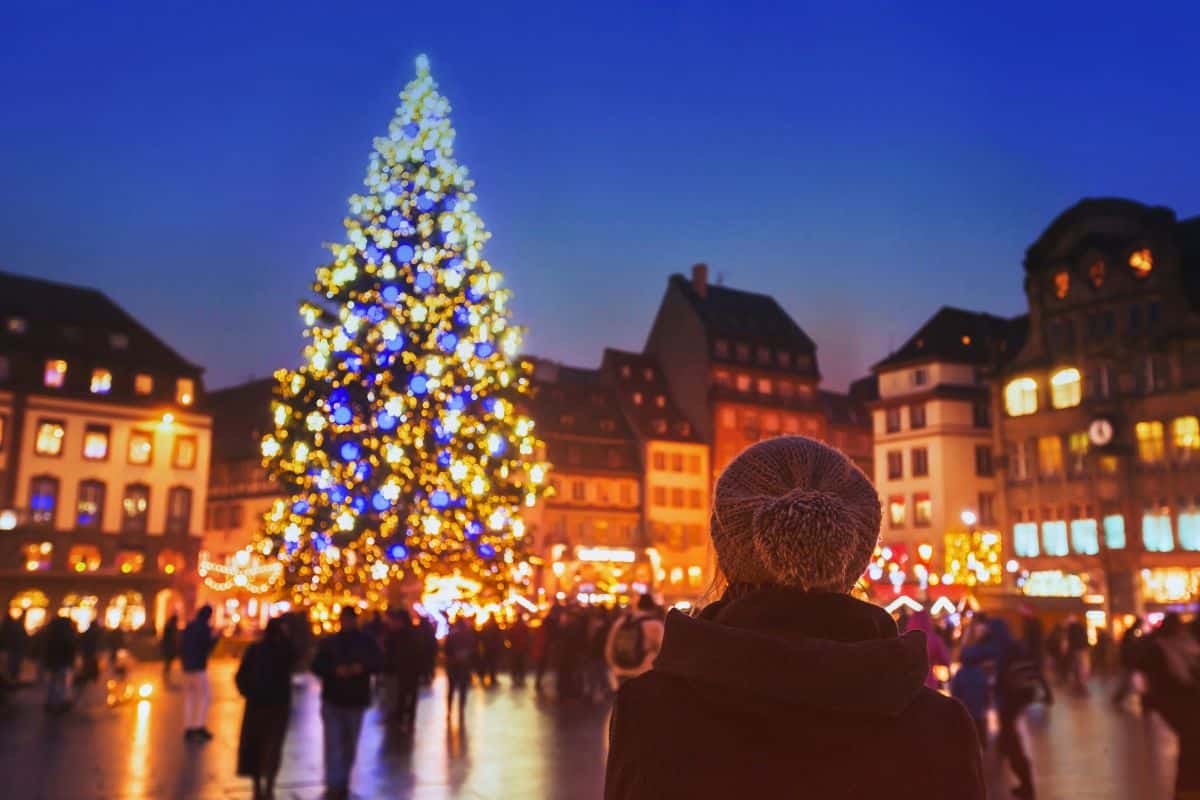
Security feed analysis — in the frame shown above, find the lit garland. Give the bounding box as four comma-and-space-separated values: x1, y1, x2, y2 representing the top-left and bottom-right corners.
199, 548, 283, 595
258, 54, 549, 604
943, 529, 1002, 587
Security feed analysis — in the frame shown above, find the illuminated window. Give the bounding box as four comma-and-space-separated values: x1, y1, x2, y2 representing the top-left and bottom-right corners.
1070, 519, 1099, 555
1136, 421, 1165, 464
170, 434, 198, 470
670, 453, 684, 472
121, 484, 150, 534
652, 452, 666, 470
1088, 259, 1106, 287
1042, 520, 1069, 556
68, 545, 101, 573
90, 368, 112, 394
1014, 522, 1040, 557
1067, 432, 1089, 475
888, 496, 906, 528
128, 430, 154, 465
44, 359, 68, 388
913, 493, 932, 527
175, 377, 195, 405
7, 316, 27, 334
134, 373, 154, 395
1142, 504, 1174, 552
1037, 436, 1064, 477
116, 550, 145, 574
735, 374, 751, 392
158, 549, 185, 575
1103, 515, 1126, 549
1128, 248, 1153, 277
1050, 368, 1081, 409
1053, 271, 1070, 299
1172, 417, 1199, 460
76, 480, 105, 529
166, 487, 193, 535
1004, 378, 1038, 416
22, 541, 53, 571
104, 592, 146, 630
29, 476, 59, 526
756, 378, 772, 395
82, 424, 110, 461
1179, 504, 1200, 552
35, 419, 66, 456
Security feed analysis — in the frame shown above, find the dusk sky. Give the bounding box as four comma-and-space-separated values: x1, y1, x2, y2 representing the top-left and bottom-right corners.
3, 1, 1198, 390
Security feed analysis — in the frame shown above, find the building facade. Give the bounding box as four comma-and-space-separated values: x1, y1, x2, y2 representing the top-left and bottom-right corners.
994, 199, 1200, 625
0, 272, 210, 634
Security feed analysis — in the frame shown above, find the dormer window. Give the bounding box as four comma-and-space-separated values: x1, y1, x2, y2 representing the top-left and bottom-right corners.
90, 368, 112, 395
643, 368, 654, 381
1129, 248, 1153, 278
620, 365, 632, 379
777, 351, 792, 368
7, 317, 27, 334
135, 373, 154, 396
1088, 259, 1106, 288
655, 395, 666, 408
44, 359, 68, 388
175, 378, 195, 406
735, 343, 750, 362
714, 340, 730, 358
110, 333, 129, 350
1053, 271, 1070, 299
632, 392, 643, 406
756, 346, 771, 365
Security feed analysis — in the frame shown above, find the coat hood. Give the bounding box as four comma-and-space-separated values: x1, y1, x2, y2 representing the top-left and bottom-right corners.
653, 588, 929, 717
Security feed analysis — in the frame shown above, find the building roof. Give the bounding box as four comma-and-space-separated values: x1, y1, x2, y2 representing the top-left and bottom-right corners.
872, 306, 1020, 372
1023, 198, 1177, 273
600, 348, 704, 443
668, 272, 817, 355
1179, 215, 1200, 308
207, 377, 275, 463
528, 359, 642, 475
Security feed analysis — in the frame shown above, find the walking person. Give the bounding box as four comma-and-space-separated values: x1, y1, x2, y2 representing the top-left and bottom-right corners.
310, 607, 381, 800
1112, 617, 1146, 706
181, 605, 220, 741
950, 619, 991, 747
75, 620, 102, 698
479, 614, 504, 688
160, 612, 180, 680
604, 595, 664, 688
605, 436, 984, 800
1020, 612, 1054, 704
1, 611, 27, 684
236, 617, 294, 800
42, 616, 77, 713
443, 617, 476, 721
1142, 613, 1200, 799
380, 607, 421, 734
508, 615, 531, 687
1065, 615, 1090, 694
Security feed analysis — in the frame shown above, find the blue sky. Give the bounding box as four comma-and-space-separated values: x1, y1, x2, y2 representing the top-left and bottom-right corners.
2, 1, 1197, 389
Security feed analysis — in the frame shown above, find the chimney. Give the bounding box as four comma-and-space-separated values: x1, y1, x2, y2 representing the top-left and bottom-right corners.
691, 263, 709, 298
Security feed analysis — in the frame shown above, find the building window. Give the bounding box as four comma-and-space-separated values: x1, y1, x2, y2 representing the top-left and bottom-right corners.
570, 481, 586, 502
1086, 310, 1117, 340
885, 408, 901, 433
1103, 514, 1126, 549
128, 430, 154, 465
974, 445, 993, 477
1068, 432, 1088, 475
1144, 356, 1169, 393
166, 487, 193, 535
1049, 368, 1082, 409
652, 452, 666, 470
566, 445, 581, 465
23, 542, 53, 571
134, 373, 154, 395
978, 492, 995, 526
689, 489, 704, 509
735, 343, 750, 362
68, 545, 101, 573
76, 480, 105, 529
619, 483, 633, 506
756, 378, 772, 395
911, 447, 929, 477
651, 419, 667, 435
1042, 520, 1069, 556
116, 550, 145, 574
35, 419, 66, 456
82, 424, 111, 461
7, 316, 27, 334
670, 453, 684, 472
713, 370, 731, 388
1013, 522, 1039, 557
913, 493, 931, 527
652, 486, 666, 506
972, 400, 990, 428
688, 454, 702, 473
912, 369, 927, 387
756, 346, 771, 365
1088, 365, 1112, 400
1173, 417, 1200, 462
1053, 271, 1070, 299
606, 449, 624, 468
30, 476, 60, 526
1136, 421, 1165, 464
1004, 378, 1038, 416
720, 408, 736, 429
1071, 518, 1099, 555
121, 484, 150, 534
230, 504, 245, 528
1037, 435, 1064, 478
0, 356, 8, 382
655, 395, 666, 408
735, 374, 751, 393
89, 368, 113, 395
176, 378, 196, 406
777, 351, 792, 368
714, 340, 730, 359
671, 488, 685, 508
1143, 503, 1174, 552
1008, 440, 1030, 481
886, 451, 903, 480
44, 359, 68, 388
909, 404, 926, 430
1178, 501, 1200, 551
1129, 248, 1153, 277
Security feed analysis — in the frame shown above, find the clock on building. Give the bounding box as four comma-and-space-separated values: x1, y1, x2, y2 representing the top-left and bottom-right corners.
1088, 418, 1114, 447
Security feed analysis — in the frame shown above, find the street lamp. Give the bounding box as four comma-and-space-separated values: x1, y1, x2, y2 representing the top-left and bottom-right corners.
960, 509, 978, 528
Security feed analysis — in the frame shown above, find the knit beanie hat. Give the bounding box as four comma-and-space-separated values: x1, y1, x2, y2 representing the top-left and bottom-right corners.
711, 436, 881, 593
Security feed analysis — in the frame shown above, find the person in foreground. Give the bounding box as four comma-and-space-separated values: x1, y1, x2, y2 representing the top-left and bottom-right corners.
236, 617, 295, 800
604, 436, 985, 800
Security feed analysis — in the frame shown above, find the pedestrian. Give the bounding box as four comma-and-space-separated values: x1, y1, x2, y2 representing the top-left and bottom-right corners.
106, 625, 126, 670
380, 607, 422, 734
42, 615, 77, 713
556, 606, 588, 699
584, 608, 613, 701
533, 604, 560, 692
962, 617, 1039, 799
604, 436, 985, 800
950, 621, 991, 747
417, 614, 437, 686
443, 616, 476, 720
1047, 623, 1068, 685
1065, 615, 1090, 694
1112, 616, 1146, 706
1020, 611, 1054, 704
236, 617, 294, 800
75, 620, 102, 694
508, 614, 531, 687
1, 611, 27, 683
904, 610, 949, 690
160, 612, 180, 680
310, 607, 382, 800
1142, 613, 1200, 799
479, 614, 504, 687
181, 604, 220, 741
604, 596, 664, 688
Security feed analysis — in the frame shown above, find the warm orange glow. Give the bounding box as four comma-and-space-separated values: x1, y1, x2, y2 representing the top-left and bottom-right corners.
1053, 271, 1069, 299
1129, 248, 1153, 276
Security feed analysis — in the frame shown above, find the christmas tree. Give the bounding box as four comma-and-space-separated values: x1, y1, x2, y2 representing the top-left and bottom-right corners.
259, 55, 548, 606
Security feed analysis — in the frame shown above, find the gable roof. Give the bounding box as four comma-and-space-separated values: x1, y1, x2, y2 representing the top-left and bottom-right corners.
600, 348, 703, 443
873, 306, 1018, 372
208, 377, 275, 462
668, 274, 817, 354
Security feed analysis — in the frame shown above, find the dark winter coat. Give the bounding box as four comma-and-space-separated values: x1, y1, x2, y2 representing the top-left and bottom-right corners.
310, 629, 383, 708
236, 639, 294, 707
42, 617, 77, 671
605, 588, 984, 800
180, 619, 218, 672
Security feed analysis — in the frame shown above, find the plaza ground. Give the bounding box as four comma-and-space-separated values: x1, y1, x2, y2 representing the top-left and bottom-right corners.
0, 659, 1183, 799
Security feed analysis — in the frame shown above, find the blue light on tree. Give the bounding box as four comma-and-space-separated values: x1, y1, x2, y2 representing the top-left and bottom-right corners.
340, 441, 361, 461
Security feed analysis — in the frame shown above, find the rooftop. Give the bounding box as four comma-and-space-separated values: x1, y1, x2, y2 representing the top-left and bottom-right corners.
873, 306, 1020, 372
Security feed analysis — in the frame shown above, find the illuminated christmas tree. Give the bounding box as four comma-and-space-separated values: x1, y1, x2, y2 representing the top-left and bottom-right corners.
259, 55, 548, 606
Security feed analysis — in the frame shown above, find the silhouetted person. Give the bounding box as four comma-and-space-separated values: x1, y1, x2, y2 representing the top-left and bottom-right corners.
236, 617, 293, 800
508, 615, 531, 687
311, 607, 382, 800
380, 607, 422, 734
106, 625, 126, 669
444, 617, 476, 719
1112, 616, 1145, 706
1, 612, 27, 683
479, 614, 504, 687
1142, 613, 1200, 798
42, 616, 77, 712
417, 614, 438, 685
76, 621, 102, 692
181, 605, 219, 741
160, 613, 179, 679
1065, 616, 1090, 694
1021, 612, 1053, 703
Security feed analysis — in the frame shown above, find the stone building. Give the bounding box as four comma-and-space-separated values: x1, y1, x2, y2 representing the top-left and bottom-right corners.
993, 198, 1200, 627
0, 271, 211, 634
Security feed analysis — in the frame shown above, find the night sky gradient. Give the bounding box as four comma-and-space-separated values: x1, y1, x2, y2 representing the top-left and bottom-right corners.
3, 1, 1198, 390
